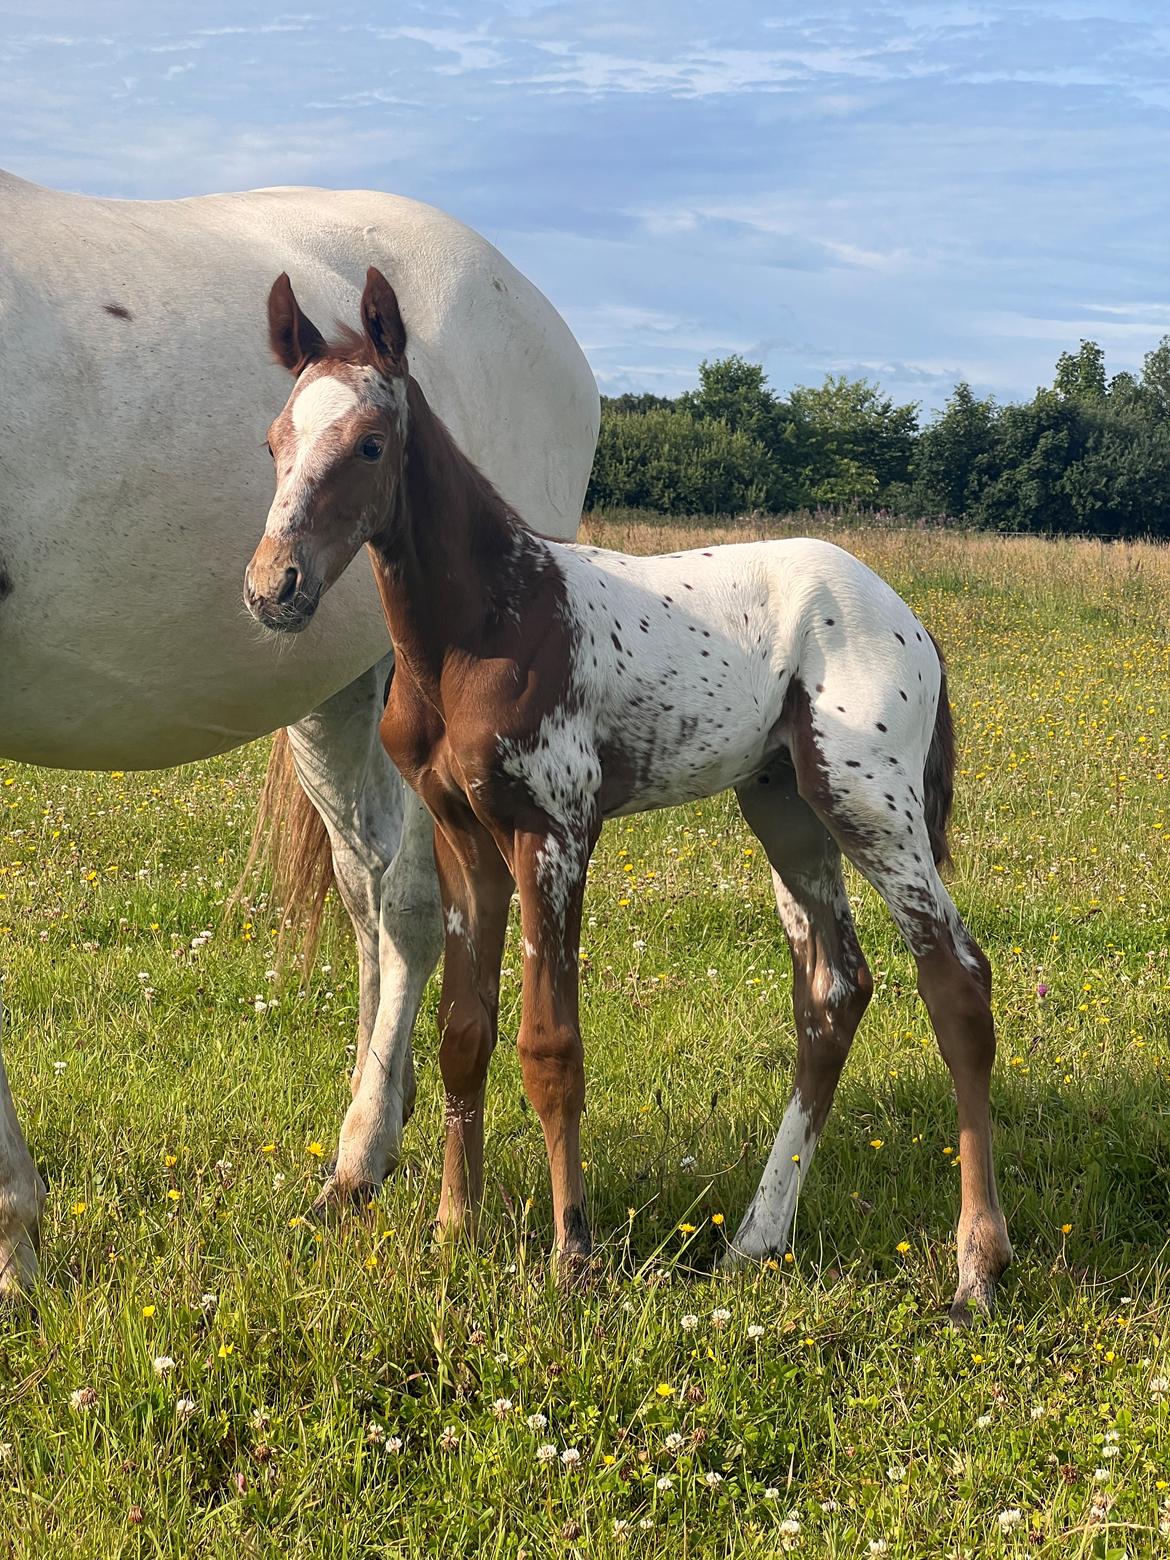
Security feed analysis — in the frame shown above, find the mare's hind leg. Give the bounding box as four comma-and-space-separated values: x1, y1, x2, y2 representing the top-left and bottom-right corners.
284, 657, 442, 1210
726, 764, 873, 1265
787, 686, 1012, 1322
0, 989, 47, 1297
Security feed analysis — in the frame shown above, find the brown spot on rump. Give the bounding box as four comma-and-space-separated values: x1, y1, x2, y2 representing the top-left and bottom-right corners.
103, 302, 133, 320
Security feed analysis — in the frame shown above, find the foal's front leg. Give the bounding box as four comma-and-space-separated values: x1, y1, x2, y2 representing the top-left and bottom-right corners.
513, 826, 595, 1268
432, 821, 514, 1241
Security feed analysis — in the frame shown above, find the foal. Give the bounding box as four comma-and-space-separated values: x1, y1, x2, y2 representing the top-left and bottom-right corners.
246, 268, 1013, 1322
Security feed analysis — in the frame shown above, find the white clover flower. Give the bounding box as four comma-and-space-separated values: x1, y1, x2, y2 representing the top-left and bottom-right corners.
1093, 1467, 1111, 1483
704, 1471, 724, 1488
665, 1432, 685, 1454
680, 1314, 699, 1333
1030, 1404, 1045, 1420
1150, 1376, 1170, 1397
438, 1426, 460, 1452
69, 1388, 95, 1411
492, 1398, 513, 1419
975, 1413, 992, 1429
747, 1323, 765, 1340
382, 1435, 402, 1453
53, 1060, 67, 1074
779, 1516, 801, 1537
561, 1447, 581, 1467
612, 1519, 629, 1536
868, 1542, 888, 1556
1102, 1443, 1120, 1458
366, 1422, 386, 1445
152, 1355, 175, 1377
679, 1155, 697, 1170
997, 1509, 1023, 1532
526, 1412, 548, 1431
200, 1292, 218, 1314
764, 1487, 781, 1501
656, 1474, 674, 1491
175, 1396, 197, 1420
887, 1464, 907, 1482
535, 1443, 558, 1466
639, 1517, 654, 1531
711, 1307, 732, 1331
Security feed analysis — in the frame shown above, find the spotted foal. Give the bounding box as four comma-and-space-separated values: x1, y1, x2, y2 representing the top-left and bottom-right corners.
245, 268, 1013, 1322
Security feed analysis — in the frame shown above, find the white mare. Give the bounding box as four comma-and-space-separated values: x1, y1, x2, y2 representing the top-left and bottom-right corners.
0, 169, 598, 1293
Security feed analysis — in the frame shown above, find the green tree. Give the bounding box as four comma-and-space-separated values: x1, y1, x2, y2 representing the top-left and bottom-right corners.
1053, 339, 1107, 402
586, 407, 773, 515
785, 375, 919, 505
911, 382, 998, 518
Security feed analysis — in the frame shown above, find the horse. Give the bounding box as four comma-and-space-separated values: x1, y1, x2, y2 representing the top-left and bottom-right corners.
0, 169, 599, 1296
245, 268, 1014, 1325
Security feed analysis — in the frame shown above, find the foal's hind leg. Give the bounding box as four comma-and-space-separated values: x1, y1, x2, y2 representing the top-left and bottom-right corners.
786, 688, 1012, 1321
725, 765, 873, 1265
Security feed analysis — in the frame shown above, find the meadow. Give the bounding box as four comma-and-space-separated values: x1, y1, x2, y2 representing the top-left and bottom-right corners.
1, 518, 1168, 1558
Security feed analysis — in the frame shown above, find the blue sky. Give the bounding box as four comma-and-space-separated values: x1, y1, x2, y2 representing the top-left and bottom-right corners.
3, 1, 1169, 411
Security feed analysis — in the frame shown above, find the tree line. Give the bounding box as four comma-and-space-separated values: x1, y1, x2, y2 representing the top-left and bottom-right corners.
585, 338, 1170, 536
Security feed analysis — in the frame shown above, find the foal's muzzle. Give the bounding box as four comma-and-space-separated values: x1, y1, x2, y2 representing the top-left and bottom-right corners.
244, 561, 322, 634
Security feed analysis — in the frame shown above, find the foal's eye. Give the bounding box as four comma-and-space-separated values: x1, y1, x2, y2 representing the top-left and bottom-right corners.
356, 434, 385, 462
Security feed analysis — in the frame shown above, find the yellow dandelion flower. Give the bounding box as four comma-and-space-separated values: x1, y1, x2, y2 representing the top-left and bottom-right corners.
261, 1143, 276, 1154
306, 1141, 325, 1158
142, 1305, 156, 1319
166, 1189, 181, 1202
870, 1139, 884, 1150
711, 1213, 724, 1226
896, 1240, 911, 1255
218, 1342, 233, 1358
1061, 1223, 1072, 1235
655, 1383, 674, 1398
677, 1222, 697, 1235
71, 1201, 87, 1216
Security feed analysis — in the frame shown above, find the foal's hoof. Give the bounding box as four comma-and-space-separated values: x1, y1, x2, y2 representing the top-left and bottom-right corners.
554, 1244, 595, 1290
310, 1177, 378, 1222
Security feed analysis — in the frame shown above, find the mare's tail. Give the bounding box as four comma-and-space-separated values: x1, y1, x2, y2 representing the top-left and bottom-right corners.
233, 729, 336, 968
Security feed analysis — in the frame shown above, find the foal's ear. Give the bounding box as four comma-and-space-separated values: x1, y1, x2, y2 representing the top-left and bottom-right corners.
360, 267, 408, 376
267, 273, 326, 375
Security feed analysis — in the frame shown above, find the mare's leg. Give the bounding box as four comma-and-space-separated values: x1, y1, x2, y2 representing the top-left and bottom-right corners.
0, 989, 46, 1297
726, 763, 873, 1264
284, 658, 442, 1209
431, 816, 514, 1240
786, 683, 1011, 1322
513, 825, 595, 1267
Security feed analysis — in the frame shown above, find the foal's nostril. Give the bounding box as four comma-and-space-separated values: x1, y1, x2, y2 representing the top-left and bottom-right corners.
276, 567, 300, 606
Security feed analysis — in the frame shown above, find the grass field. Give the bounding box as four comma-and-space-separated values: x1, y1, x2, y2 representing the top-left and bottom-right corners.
1, 518, 1169, 1558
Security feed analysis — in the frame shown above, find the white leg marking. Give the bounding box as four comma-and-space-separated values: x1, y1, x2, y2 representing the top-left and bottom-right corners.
726, 1096, 817, 1263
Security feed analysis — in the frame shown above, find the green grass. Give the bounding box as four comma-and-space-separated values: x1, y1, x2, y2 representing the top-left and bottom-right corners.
1, 523, 1169, 1557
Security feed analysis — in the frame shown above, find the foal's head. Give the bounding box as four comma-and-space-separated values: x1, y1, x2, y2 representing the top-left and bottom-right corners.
245, 267, 409, 633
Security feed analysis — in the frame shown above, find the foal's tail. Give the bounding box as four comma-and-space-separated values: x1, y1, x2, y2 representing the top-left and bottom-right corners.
923, 633, 956, 869
233, 729, 336, 968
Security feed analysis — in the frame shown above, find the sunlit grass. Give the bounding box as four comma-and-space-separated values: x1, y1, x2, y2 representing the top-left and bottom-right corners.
1, 519, 1168, 1555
